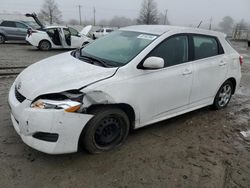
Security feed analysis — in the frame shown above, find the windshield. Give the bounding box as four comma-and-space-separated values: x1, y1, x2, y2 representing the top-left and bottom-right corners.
81, 30, 158, 67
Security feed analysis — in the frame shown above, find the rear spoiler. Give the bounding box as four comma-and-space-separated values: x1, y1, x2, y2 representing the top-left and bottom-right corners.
25, 13, 45, 29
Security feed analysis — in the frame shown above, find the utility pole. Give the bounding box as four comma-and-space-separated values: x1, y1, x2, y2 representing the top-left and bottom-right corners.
164, 9, 168, 25
78, 5, 82, 25
209, 17, 212, 30
93, 7, 96, 26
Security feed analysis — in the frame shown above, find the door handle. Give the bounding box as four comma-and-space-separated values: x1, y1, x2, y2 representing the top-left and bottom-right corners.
182, 69, 192, 75
219, 60, 226, 66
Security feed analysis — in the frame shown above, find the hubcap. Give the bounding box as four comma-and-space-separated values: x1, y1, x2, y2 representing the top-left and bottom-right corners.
41, 42, 49, 50
94, 116, 122, 147
218, 84, 232, 107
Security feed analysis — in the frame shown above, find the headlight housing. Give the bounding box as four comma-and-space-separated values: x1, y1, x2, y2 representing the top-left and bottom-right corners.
31, 90, 84, 113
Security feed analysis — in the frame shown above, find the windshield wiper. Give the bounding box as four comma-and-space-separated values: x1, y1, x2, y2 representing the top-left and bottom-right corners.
80, 55, 110, 67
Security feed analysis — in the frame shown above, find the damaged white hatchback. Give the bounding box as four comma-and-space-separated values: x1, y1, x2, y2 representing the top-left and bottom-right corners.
9, 25, 242, 154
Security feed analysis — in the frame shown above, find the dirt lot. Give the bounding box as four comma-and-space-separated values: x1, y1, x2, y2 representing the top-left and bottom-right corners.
0, 42, 250, 188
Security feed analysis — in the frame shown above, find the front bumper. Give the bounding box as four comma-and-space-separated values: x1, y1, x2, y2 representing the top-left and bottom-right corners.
8, 84, 93, 154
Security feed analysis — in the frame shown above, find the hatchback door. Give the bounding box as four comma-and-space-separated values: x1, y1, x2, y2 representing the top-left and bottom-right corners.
189, 35, 227, 106
134, 35, 193, 124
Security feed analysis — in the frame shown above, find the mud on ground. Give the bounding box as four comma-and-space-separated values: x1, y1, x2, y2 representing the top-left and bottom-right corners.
0, 42, 249, 188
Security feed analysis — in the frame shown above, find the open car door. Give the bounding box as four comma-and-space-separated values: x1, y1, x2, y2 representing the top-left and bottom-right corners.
59, 28, 71, 48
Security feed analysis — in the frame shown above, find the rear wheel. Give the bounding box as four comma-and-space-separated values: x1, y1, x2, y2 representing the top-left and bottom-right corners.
81, 107, 130, 154
39, 40, 51, 51
0, 34, 5, 44
213, 80, 233, 110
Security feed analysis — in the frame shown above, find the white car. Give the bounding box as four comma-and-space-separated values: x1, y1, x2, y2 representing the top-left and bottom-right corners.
26, 26, 92, 50
92, 27, 114, 39
9, 25, 242, 154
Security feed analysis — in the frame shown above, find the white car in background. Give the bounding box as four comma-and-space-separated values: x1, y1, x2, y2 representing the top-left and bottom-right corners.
26, 25, 92, 50
25, 13, 92, 50
9, 25, 242, 154
92, 27, 114, 39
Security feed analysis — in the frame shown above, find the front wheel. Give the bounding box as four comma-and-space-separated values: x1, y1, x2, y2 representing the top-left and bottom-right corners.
81, 107, 130, 154
213, 80, 233, 110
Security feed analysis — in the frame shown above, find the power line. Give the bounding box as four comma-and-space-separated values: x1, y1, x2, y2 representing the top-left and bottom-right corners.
78, 5, 82, 25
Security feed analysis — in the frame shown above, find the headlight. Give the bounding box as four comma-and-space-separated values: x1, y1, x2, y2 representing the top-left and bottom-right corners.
31, 90, 84, 113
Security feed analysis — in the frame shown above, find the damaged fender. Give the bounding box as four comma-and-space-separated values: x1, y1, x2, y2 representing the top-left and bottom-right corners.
82, 90, 115, 108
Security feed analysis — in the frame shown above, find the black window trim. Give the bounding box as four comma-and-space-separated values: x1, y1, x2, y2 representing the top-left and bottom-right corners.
0, 20, 16, 28
137, 33, 192, 69
190, 33, 225, 61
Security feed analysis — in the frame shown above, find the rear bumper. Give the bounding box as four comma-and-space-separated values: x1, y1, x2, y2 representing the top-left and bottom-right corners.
8, 83, 93, 154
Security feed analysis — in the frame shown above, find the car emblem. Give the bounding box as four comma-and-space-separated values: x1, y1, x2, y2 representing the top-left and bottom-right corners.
17, 82, 22, 90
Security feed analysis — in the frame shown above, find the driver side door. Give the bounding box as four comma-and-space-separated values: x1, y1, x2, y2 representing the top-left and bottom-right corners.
134, 35, 193, 125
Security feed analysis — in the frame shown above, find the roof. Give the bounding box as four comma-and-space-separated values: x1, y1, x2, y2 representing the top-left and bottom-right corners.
45, 25, 68, 29
121, 25, 225, 37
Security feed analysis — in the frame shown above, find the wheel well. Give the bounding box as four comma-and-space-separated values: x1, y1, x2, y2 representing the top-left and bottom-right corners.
227, 77, 236, 94
87, 103, 136, 129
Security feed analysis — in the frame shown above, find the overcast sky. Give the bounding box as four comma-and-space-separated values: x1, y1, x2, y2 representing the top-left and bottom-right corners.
0, 0, 249, 26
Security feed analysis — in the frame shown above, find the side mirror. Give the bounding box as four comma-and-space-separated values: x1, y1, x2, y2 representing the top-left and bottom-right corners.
142, 57, 165, 69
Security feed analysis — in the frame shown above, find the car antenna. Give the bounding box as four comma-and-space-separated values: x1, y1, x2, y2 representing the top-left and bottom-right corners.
197, 21, 202, 28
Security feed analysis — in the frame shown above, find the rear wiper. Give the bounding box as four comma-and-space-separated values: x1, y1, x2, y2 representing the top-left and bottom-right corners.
80, 55, 110, 67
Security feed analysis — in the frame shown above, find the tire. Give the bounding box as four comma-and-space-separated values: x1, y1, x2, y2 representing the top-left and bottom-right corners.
212, 80, 233, 110
39, 40, 51, 51
81, 107, 130, 154
0, 34, 6, 44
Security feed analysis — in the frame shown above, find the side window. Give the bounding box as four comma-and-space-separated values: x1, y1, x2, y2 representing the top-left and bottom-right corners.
69, 27, 79, 36
148, 35, 189, 67
1, 21, 16, 27
106, 29, 113, 33
193, 35, 219, 60
15, 22, 28, 29
100, 29, 104, 33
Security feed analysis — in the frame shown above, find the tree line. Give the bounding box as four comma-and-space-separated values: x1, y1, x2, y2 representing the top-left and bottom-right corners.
38, 0, 249, 34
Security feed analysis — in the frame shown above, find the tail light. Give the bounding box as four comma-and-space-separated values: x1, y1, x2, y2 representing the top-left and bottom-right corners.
239, 55, 243, 66
27, 28, 37, 37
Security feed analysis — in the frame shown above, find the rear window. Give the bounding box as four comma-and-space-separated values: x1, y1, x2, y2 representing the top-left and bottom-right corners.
193, 35, 221, 60
0, 21, 16, 27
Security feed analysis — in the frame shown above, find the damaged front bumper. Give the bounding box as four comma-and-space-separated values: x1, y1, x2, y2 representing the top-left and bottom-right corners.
8, 84, 93, 154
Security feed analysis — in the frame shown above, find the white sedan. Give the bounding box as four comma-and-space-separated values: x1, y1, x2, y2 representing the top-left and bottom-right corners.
9, 25, 242, 154
26, 25, 92, 50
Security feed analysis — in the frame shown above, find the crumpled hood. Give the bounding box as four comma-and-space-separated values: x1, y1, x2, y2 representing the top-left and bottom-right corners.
15, 52, 117, 100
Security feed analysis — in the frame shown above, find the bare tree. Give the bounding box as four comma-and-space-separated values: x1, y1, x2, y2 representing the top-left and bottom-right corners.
39, 0, 62, 25
219, 16, 234, 33
158, 11, 170, 25
109, 16, 135, 28
137, 0, 159, 25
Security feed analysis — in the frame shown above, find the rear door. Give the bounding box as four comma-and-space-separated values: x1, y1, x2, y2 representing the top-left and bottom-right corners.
189, 34, 227, 106
15, 22, 28, 40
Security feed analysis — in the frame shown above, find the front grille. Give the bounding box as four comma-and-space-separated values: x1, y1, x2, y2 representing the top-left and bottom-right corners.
15, 88, 26, 103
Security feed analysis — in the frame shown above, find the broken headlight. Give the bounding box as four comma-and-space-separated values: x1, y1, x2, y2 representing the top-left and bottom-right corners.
31, 90, 84, 113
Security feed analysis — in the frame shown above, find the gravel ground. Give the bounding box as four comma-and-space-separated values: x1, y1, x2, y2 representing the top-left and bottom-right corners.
0, 42, 250, 188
